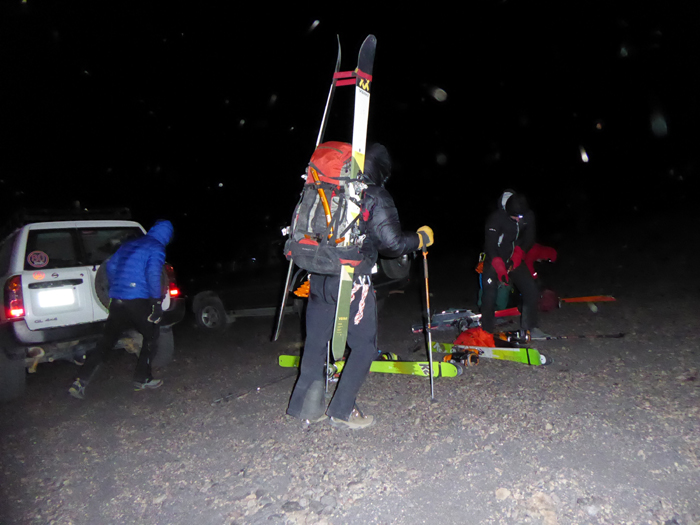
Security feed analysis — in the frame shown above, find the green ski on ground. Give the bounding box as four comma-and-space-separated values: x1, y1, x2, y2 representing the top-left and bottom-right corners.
431, 342, 551, 366
279, 355, 463, 377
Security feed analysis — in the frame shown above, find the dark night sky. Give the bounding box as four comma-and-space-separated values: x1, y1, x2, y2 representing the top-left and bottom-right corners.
2, 3, 699, 276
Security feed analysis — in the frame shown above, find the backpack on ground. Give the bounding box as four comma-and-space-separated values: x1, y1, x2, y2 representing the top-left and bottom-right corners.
284, 141, 370, 275
454, 327, 496, 348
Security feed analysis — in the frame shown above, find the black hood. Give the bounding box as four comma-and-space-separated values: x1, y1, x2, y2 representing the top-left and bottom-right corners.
499, 190, 528, 217
362, 143, 392, 187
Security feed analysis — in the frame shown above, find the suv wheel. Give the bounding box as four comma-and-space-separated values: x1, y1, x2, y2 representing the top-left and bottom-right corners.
194, 296, 228, 333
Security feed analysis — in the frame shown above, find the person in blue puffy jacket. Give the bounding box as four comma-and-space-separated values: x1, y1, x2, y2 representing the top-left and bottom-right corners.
69, 220, 174, 399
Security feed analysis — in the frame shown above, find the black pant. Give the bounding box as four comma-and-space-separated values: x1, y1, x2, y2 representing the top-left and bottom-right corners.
78, 299, 160, 383
287, 273, 378, 421
481, 262, 539, 333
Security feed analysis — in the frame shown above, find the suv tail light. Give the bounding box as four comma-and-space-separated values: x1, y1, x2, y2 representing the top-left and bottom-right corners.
4, 275, 25, 319
164, 263, 180, 298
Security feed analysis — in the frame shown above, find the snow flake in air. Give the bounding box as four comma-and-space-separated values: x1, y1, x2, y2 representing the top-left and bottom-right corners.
650, 109, 668, 137
579, 146, 589, 163
307, 20, 320, 33
429, 87, 448, 102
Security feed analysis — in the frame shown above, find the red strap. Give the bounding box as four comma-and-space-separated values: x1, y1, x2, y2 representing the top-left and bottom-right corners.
333, 70, 372, 86
334, 71, 355, 86
355, 69, 372, 81
333, 71, 354, 79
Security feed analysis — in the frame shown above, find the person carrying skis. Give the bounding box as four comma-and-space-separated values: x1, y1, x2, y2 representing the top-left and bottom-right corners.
480, 190, 543, 338
286, 143, 433, 429
69, 220, 174, 399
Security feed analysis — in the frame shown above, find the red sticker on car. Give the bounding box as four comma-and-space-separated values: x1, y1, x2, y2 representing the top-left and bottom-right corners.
33, 271, 46, 280
27, 251, 49, 268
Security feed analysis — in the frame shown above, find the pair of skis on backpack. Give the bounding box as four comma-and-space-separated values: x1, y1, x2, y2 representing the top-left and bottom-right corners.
274, 34, 375, 364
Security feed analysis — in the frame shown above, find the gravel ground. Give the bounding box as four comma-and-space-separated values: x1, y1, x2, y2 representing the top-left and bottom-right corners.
1, 213, 699, 525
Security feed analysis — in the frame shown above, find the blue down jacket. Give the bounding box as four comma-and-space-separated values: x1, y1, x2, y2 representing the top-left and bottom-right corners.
105, 220, 174, 300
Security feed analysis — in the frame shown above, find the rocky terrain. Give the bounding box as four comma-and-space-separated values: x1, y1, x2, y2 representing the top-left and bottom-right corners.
1, 212, 699, 525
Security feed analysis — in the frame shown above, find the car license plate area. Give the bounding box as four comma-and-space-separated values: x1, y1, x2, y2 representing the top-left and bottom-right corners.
38, 288, 76, 308
31, 288, 83, 319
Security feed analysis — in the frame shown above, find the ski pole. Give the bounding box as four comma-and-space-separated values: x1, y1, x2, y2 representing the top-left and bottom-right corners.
273, 259, 296, 341
421, 242, 435, 402
538, 333, 625, 341
275, 37, 342, 343
325, 341, 330, 394
504, 330, 625, 344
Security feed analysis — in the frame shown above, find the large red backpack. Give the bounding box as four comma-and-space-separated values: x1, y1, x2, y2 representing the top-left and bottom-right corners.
284, 141, 371, 275
454, 327, 496, 347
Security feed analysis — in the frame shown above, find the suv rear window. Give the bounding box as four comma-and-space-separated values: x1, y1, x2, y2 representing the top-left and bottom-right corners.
24, 229, 79, 270
24, 227, 143, 270
79, 227, 143, 265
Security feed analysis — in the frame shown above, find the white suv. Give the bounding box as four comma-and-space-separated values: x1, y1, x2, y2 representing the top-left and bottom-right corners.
0, 209, 185, 400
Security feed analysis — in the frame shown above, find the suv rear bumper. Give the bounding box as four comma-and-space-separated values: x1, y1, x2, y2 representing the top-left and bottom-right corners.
1, 297, 185, 349
163, 297, 186, 327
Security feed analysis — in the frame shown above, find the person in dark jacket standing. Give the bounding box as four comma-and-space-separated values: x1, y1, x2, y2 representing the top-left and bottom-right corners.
286, 144, 433, 429
480, 190, 542, 337
69, 220, 174, 399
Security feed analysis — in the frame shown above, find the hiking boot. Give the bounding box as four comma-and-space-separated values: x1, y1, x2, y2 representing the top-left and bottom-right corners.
528, 327, 551, 340
133, 378, 163, 391
69, 379, 87, 400
329, 405, 375, 430
303, 414, 328, 425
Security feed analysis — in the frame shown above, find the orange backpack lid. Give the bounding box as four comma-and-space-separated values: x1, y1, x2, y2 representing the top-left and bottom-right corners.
307, 141, 353, 187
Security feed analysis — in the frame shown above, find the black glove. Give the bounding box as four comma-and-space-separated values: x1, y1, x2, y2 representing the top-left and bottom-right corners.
147, 299, 163, 324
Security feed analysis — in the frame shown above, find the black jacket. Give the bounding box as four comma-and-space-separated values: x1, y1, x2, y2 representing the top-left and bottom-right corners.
484, 191, 535, 264
359, 185, 420, 272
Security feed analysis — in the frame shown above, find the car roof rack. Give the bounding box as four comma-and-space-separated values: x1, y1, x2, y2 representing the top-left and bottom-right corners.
0, 206, 133, 241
